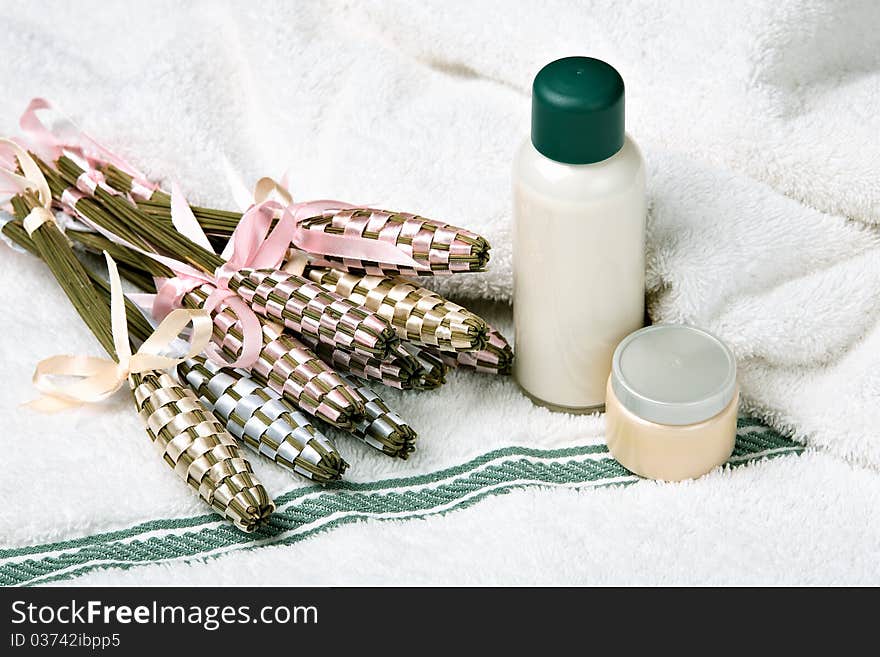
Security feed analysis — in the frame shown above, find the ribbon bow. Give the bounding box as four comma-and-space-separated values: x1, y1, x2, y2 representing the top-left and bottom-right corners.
0, 138, 56, 236
27, 252, 212, 413
152, 179, 363, 368
237, 174, 426, 272
148, 182, 300, 368
152, 176, 427, 365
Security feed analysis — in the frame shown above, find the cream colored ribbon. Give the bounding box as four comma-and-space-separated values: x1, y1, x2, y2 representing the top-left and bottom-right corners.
282, 251, 309, 277
27, 252, 213, 413
0, 138, 55, 236
250, 177, 309, 277
254, 175, 292, 205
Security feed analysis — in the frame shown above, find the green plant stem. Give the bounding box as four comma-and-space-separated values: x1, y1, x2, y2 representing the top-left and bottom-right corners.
6, 193, 117, 357
101, 165, 242, 235
56, 157, 224, 274
2, 218, 153, 344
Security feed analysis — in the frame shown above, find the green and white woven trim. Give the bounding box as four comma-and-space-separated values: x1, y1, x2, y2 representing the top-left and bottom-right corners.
0, 420, 801, 586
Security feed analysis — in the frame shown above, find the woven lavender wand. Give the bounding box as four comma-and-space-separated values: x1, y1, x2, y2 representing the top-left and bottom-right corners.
432, 327, 514, 375
297, 209, 490, 276
338, 375, 417, 459
307, 267, 488, 352
99, 168, 491, 276
180, 357, 349, 484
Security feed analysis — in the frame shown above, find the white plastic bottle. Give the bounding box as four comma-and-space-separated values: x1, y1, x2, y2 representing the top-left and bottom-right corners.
513, 56, 646, 412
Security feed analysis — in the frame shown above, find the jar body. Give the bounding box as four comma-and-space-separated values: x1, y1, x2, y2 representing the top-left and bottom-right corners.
512, 136, 646, 411
605, 376, 739, 481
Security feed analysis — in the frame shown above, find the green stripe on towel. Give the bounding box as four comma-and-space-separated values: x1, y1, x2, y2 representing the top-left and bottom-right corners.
0, 420, 801, 586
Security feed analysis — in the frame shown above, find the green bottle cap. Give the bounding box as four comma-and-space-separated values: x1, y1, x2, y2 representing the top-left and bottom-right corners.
531, 56, 625, 164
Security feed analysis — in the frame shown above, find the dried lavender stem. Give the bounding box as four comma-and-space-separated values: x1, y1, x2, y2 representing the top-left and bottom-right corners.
8, 192, 115, 354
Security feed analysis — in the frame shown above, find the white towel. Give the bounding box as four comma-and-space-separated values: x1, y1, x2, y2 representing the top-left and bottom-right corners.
2, 0, 879, 584
337, 0, 880, 465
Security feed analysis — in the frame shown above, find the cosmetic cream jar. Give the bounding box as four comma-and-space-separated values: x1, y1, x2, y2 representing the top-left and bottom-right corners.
605, 325, 738, 481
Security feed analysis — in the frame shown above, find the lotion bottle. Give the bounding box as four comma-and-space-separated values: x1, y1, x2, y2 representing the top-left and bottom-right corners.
513, 56, 646, 412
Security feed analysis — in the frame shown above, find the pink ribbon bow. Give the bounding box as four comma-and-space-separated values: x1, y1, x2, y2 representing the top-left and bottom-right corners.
154, 179, 425, 368
225, 174, 427, 272
150, 183, 307, 368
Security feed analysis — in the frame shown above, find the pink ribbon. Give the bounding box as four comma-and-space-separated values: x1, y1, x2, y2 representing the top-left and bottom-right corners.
153, 182, 368, 367
75, 169, 119, 197
155, 275, 263, 370
239, 178, 426, 271
223, 172, 428, 271
49, 179, 266, 369
18, 98, 157, 199
151, 185, 298, 369
155, 181, 424, 367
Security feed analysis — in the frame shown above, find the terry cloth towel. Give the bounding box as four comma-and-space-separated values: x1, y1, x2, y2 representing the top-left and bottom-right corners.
1, 0, 880, 585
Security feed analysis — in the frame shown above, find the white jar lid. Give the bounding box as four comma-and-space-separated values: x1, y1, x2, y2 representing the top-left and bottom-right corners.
611, 325, 737, 426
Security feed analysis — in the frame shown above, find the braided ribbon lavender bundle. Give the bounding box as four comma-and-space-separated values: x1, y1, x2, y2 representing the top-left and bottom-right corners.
339, 375, 417, 459
99, 165, 491, 277
0, 169, 274, 532
432, 327, 514, 376
306, 266, 489, 352
20, 99, 497, 336
179, 357, 348, 484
